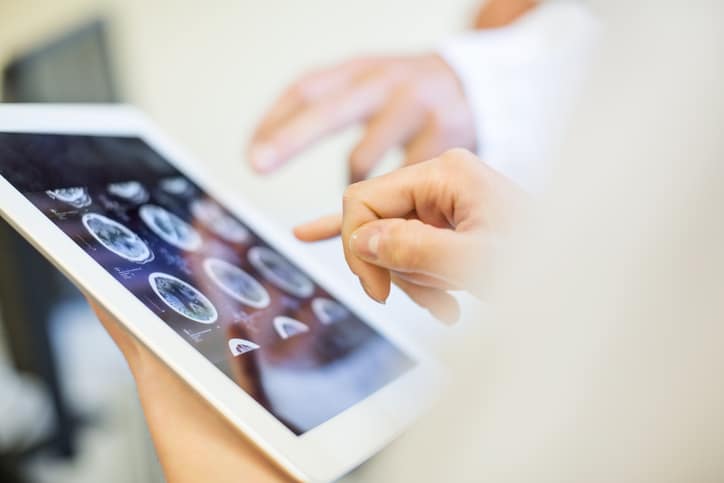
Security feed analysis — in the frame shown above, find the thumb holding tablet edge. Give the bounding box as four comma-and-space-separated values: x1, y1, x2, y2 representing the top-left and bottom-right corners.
85, 300, 293, 483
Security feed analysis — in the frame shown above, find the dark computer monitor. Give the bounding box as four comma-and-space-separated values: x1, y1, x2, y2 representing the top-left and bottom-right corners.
3, 20, 118, 103
1, 18, 119, 458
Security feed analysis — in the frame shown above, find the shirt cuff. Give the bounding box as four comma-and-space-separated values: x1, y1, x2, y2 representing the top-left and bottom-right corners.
438, 1, 599, 192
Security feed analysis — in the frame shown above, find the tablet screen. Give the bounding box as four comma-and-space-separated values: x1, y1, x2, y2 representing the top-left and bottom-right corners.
0, 133, 414, 435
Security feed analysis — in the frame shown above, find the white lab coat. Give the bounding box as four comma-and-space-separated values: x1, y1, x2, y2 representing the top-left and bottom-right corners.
361, 1, 724, 481
440, 1, 598, 192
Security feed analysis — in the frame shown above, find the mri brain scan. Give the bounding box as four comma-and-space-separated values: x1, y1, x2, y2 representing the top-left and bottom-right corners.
228, 338, 260, 356
82, 213, 153, 263
46, 187, 92, 208
108, 181, 149, 204
191, 199, 251, 244
247, 246, 314, 298
159, 176, 194, 196
204, 257, 270, 309
148, 272, 218, 324
140, 204, 202, 251
311, 297, 349, 325
273, 316, 310, 340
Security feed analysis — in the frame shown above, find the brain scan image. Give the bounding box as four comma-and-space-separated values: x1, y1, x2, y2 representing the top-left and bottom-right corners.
247, 246, 315, 298
46, 187, 92, 208
0, 132, 418, 437
273, 316, 310, 340
148, 272, 218, 324
160, 176, 193, 196
191, 199, 251, 244
311, 297, 349, 325
228, 338, 260, 356
82, 213, 153, 263
108, 181, 149, 204
139, 204, 202, 251
203, 257, 270, 309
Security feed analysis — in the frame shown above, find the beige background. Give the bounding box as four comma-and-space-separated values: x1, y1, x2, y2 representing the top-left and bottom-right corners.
0, 0, 476, 224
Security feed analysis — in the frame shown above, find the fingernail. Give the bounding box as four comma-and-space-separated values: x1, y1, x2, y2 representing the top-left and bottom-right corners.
359, 278, 386, 305
434, 308, 459, 326
350, 227, 380, 261
250, 144, 277, 172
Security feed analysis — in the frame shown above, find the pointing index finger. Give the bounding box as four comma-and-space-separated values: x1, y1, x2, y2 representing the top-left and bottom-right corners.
293, 214, 342, 242
340, 161, 437, 303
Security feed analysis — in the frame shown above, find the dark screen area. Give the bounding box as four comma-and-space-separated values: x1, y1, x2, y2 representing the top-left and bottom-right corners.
0, 132, 414, 435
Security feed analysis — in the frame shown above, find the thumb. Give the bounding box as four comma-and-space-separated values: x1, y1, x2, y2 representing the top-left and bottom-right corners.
349, 218, 477, 286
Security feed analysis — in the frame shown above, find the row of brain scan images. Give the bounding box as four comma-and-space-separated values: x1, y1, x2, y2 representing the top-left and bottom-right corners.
45, 179, 350, 356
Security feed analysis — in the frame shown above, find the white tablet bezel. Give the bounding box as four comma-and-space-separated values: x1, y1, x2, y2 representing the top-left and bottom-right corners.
0, 104, 442, 483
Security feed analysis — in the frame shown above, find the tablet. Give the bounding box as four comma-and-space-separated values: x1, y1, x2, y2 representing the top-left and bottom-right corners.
0, 105, 441, 482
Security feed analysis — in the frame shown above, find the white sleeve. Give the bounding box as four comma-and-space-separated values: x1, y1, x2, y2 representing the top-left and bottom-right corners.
438, 1, 598, 192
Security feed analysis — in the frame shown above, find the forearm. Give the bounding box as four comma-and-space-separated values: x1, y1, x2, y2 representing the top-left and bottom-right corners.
90, 303, 292, 483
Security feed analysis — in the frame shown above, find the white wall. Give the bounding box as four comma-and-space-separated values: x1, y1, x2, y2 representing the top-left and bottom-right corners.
1, 0, 476, 225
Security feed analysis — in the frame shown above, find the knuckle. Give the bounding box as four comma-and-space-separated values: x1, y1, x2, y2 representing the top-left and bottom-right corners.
342, 182, 364, 205
386, 220, 423, 269
287, 82, 308, 102
441, 147, 475, 163
346, 56, 374, 70
435, 148, 478, 173
394, 82, 421, 101
348, 147, 371, 172
348, 149, 363, 167
291, 67, 331, 99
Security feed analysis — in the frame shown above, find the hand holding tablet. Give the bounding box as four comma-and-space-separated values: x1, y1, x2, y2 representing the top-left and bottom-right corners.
0, 105, 440, 482
89, 301, 292, 483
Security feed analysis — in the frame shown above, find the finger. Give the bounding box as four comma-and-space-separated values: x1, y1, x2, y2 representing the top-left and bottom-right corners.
340, 161, 438, 302
250, 71, 393, 173
392, 270, 460, 291
391, 275, 460, 324
403, 120, 442, 166
251, 59, 372, 143
293, 213, 342, 242
86, 298, 143, 363
348, 87, 424, 182
349, 217, 478, 287
340, 151, 485, 302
